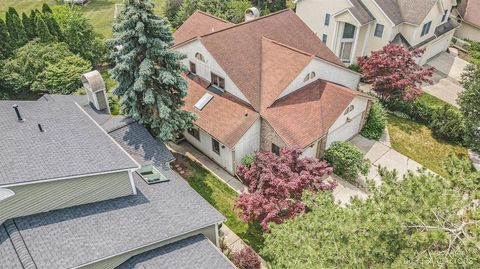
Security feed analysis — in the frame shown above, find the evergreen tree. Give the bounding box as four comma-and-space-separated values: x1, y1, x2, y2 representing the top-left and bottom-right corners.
0, 18, 12, 60
22, 12, 36, 39
43, 13, 63, 41
42, 3, 53, 14
110, 0, 196, 141
35, 15, 54, 43
5, 7, 28, 48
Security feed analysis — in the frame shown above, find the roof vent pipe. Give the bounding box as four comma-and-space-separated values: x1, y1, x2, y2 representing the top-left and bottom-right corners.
245, 7, 260, 22
38, 124, 44, 132
12, 104, 23, 121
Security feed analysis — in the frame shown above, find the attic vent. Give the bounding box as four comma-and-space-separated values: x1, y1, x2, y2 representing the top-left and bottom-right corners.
194, 93, 213, 111
245, 7, 260, 21
81, 70, 111, 114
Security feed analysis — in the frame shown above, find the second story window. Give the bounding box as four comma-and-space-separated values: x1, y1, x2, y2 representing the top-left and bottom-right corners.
343, 23, 355, 39
189, 61, 196, 74
211, 72, 225, 90
441, 10, 448, 22
421, 21, 432, 37
324, 13, 330, 26
195, 52, 205, 62
322, 34, 328, 44
374, 23, 384, 38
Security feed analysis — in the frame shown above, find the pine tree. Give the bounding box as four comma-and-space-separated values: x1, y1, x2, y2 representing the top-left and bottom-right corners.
5, 7, 28, 48
110, 0, 196, 141
35, 15, 54, 43
43, 13, 63, 41
22, 12, 36, 39
0, 18, 12, 60
42, 3, 53, 14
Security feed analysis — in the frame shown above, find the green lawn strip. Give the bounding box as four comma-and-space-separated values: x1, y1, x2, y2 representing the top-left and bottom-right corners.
1, 0, 164, 38
387, 113, 470, 177
174, 155, 265, 252
419, 93, 458, 110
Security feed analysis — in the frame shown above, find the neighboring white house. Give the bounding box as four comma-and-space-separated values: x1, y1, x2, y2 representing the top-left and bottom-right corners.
295, 0, 459, 65
452, 0, 480, 42
173, 10, 373, 175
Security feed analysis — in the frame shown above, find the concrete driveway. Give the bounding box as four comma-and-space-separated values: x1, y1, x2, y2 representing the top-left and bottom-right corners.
423, 52, 470, 107
350, 135, 425, 185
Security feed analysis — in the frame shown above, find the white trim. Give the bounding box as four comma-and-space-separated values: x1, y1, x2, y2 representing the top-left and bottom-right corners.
75, 102, 141, 168
102, 90, 111, 115
128, 170, 137, 195
362, 22, 373, 56
1, 168, 136, 188
77, 221, 226, 267
332, 20, 338, 49
333, 8, 362, 26
350, 25, 360, 64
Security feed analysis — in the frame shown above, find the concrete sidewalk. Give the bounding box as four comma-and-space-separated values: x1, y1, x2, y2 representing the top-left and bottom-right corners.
351, 135, 427, 185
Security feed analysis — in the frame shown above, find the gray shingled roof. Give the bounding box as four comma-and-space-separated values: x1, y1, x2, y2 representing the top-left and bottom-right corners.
117, 234, 235, 269
0, 100, 138, 186
0, 225, 22, 269
8, 169, 225, 268
349, 0, 375, 25
374, 0, 438, 25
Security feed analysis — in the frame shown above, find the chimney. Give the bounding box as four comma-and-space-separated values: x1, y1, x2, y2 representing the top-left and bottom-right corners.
12, 104, 23, 121
245, 7, 260, 22
80, 70, 111, 114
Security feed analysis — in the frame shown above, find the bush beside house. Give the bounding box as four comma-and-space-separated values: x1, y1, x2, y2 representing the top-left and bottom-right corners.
430, 105, 465, 143
360, 101, 387, 140
324, 141, 369, 181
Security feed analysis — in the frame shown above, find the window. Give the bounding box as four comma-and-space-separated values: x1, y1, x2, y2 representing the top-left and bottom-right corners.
212, 138, 220, 155
189, 61, 196, 74
421, 21, 432, 37
374, 23, 384, 38
272, 143, 280, 155
195, 52, 205, 62
322, 34, 328, 44
344, 104, 355, 115
324, 13, 330, 26
188, 127, 200, 141
303, 72, 316, 82
441, 10, 448, 22
343, 23, 355, 39
211, 73, 225, 90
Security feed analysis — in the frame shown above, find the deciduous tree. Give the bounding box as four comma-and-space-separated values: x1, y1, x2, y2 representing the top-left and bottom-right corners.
262, 165, 480, 268
110, 0, 196, 141
358, 44, 434, 101
235, 147, 335, 231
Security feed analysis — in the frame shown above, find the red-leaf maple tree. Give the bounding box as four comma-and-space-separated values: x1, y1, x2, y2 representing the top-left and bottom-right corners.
358, 44, 434, 101
235, 147, 336, 231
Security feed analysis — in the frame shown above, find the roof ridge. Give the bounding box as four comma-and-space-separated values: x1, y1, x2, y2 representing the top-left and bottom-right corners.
199, 9, 292, 39
262, 36, 315, 58
193, 10, 235, 25
4, 220, 37, 269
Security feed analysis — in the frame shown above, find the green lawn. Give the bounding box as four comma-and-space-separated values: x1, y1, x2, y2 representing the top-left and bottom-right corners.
419, 92, 458, 110
387, 113, 470, 177
0, 0, 165, 37
172, 153, 265, 252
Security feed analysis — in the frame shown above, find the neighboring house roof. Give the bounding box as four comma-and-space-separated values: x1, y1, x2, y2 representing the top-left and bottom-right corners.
349, 0, 376, 25
458, 0, 480, 28
0, 100, 138, 186
174, 11, 235, 45
262, 80, 364, 148
117, 234, 235, 269
183, 76, 259, 149
176, 9, 345, 111
391, 32, 412, 47
374, 0, 438, 25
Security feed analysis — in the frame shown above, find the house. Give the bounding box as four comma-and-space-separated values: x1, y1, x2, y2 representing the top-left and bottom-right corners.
295, 0, 459, 65
0, 71, 234, 269
173, 9, 373, 175
453, 0, 480, 42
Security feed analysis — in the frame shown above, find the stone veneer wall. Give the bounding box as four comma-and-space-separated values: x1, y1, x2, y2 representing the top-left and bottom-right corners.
260, 119, 287, 152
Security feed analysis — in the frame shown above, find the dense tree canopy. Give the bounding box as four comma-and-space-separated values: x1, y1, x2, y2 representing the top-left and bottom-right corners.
459, 64, 480, 152
110, 0, 196, 141
358, 44, 434, 101
235, 147, 335, 231
262, 160, 480, 268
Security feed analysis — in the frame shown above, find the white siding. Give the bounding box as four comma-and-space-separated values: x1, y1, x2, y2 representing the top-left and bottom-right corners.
302, 143, 318, 159
175, 40, 250, 104
455, 22, 480, 42
184, 128, 234, 174
278, 58, 361, 99
234, 119, 261, 169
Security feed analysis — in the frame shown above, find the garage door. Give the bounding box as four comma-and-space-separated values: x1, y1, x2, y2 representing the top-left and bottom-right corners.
426, 37, 450, 62
326, 113, 363, 148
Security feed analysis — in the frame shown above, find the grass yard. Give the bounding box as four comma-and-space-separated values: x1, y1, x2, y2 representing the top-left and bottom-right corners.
419, 92, 458, 110
0, 0, 164, 37
387, 113, 470, 177
172, 153, 265, 252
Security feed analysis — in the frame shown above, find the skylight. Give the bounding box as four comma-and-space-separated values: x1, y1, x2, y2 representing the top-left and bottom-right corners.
194, 93, 214, 111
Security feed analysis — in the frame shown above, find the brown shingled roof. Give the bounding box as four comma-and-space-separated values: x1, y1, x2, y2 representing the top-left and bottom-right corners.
262, 80, 362, 148
174, 11, 235, 45
183, 76, 259, 149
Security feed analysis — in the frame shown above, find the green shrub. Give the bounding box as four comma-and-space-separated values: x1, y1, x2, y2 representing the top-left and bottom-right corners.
383, 95, 434, 124
361, 101, 387, 140
241, 154, 254, 167
430, 105, 465, 143
347, 64, 361, 73
324, 141, 370, 181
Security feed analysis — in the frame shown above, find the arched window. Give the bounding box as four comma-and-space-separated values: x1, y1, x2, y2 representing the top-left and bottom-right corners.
310, 72, 316, 79
304, 72, 316, 82
344, 104, 354, 115
195, 52, 205, 62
